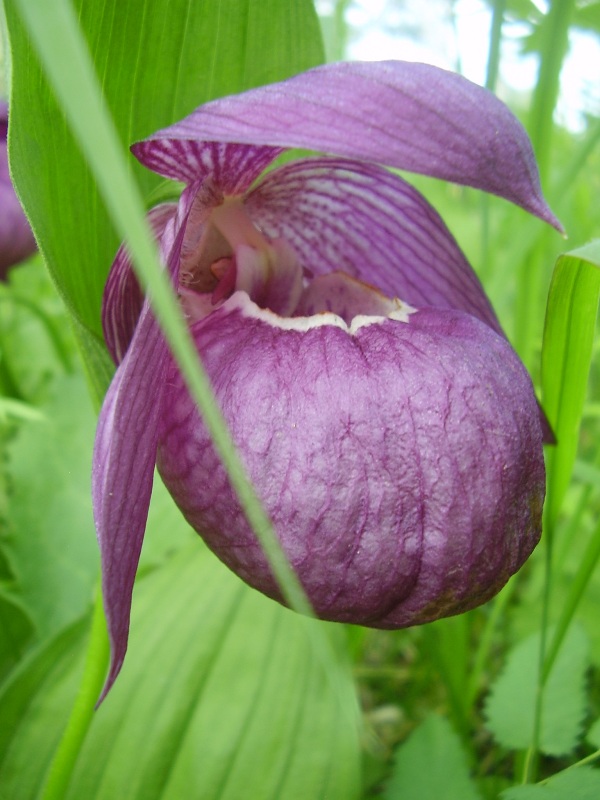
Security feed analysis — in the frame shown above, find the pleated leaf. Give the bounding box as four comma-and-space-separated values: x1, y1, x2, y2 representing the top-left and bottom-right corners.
0, 543, 361, 800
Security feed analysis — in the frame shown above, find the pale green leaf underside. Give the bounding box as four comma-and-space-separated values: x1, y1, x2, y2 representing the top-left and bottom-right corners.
484, 626, 589, 756
0, 544, 361, 800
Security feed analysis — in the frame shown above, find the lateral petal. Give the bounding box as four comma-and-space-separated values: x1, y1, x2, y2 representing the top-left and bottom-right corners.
245, 157, 504, 336
102, 203, 178, 363
93, 196, 192, 700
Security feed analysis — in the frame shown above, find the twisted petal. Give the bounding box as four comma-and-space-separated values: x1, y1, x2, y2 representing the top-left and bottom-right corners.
133, 61, 561, 230
93, 191, 195, 699
246, 157, 503, 336
157, 295, 545, 625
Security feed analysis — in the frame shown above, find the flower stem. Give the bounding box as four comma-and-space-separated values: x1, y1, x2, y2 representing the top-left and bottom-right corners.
41, 584, 109, 800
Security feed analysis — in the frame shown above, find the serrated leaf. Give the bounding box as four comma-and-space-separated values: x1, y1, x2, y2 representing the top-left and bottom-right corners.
501, 767, 600, 799
484, 626, 589, 756
0, 544, 361, 800
383, 714, 481, 800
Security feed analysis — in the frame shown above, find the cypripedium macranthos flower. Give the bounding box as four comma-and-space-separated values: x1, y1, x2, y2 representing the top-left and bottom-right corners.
0, 101, 36, 279
94, 61, 561, 696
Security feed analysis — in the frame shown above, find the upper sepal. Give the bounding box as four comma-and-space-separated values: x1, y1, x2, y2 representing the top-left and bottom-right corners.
133, 60, 561, 231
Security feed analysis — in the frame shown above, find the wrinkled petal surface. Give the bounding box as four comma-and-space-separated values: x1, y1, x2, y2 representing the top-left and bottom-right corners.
133, 61, 560, 229
157, 295, 544, 626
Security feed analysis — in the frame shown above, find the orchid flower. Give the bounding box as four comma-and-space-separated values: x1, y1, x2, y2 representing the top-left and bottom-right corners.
94, 60, 561, 696
0, 101, 36, 279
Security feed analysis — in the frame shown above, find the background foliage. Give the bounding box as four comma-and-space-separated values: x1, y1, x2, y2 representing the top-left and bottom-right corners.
1, 0, 599, 798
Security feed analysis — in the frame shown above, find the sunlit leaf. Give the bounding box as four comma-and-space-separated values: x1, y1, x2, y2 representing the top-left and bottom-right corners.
541, 240, 600, 527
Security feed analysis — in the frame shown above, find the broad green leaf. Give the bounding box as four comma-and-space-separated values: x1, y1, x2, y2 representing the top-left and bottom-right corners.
500, 767, 600, 799
5, 0, 324, 345
383, 714, 481, 800
0, 544, 361, 800
484, 626, 589, 756
541, 240, 600, 527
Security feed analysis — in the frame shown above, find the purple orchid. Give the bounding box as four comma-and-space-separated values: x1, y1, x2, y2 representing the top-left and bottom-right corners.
94, 60, 561, 696
0, 101, 36, 280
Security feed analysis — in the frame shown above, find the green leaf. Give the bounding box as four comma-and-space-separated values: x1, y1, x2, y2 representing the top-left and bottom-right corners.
4, 373, 99, 639
541, 240, 600, 527
484, 625, 589, 756
383, 714, 482, 800
587, 717, 600, 749
0, 545, 361, 800
500, 767, 600, 799
5, 0, 324, 343
0, 618, 89, 796
0, 592, 34, 684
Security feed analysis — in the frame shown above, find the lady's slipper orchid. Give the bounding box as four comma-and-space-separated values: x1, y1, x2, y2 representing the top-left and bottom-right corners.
94, 61, 561, 696
0, 101, 37, 279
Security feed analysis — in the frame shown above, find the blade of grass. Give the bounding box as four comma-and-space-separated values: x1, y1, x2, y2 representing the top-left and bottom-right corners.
514, 0, 575, 362
521, 240, 600, 783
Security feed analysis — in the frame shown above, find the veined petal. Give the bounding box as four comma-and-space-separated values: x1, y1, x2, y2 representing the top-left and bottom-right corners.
133, 61, 560, 229
245, 157, 503, 336
132, 139, 282, 193
94, 196, 193, 700
102, 203, 178, 363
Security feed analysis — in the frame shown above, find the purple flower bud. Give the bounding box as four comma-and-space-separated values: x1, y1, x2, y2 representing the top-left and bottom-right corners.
93, 61, 557, 697
0, 101, 36, 280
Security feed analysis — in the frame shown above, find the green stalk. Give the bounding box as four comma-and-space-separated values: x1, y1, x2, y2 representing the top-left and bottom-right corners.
542, 515, 600, 684
466, 575, 516, 708
479, 0, 506, 281
41, 588, 109, 800
521, 527, 553, 784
